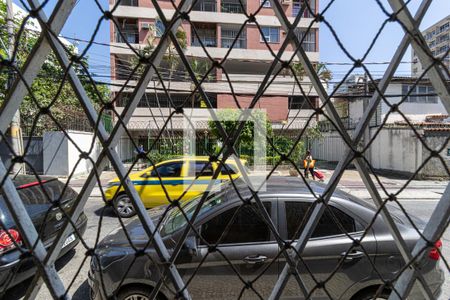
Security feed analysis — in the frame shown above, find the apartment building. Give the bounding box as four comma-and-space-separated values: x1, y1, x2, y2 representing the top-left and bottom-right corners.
412, 15, 450, 77
109, 0, 320, 157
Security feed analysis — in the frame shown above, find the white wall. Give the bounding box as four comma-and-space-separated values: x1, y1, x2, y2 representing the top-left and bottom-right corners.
381, 84, 446, 123
312, 127, 450, 178
368, 127, 423, 174
348, 100, 364, 124
43, 132, 68, 175
311, 131, 348, 162
43, 131, 100, 176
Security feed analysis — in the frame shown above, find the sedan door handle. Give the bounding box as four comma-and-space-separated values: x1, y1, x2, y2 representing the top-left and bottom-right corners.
243, 255, 267, 264
341, 250, 364, 262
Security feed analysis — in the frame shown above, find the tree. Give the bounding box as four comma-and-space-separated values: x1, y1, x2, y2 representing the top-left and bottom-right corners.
131, 21, 187, 86
290, 61, 333, 83
0, 2, 109, 136
130, 21, 187, 144
189, 58, 213, 108
208, 109, 272, 157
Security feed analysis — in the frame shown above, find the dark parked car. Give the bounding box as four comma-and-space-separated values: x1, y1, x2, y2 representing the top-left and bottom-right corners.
0, 175, 87, 295
89, 177, 444, 300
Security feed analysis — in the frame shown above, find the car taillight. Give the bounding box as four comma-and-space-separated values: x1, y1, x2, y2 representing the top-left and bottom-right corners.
0, 229, 22, 254
429, 239, 442, 260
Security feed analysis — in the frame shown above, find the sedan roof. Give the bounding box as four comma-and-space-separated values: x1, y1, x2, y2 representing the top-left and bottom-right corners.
226, 176, 345, 198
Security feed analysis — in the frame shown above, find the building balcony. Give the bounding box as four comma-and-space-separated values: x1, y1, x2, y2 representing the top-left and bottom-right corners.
192, 0, 217, 12
221, 37, 246, 49
221, 25, 247, 49
117, 0, 138, 6
111, 42, 320, 62
191, 24, 217, 47
221, 0, 246, 14
192, 37, 217, 47
115, 29, 139, 44
292, 0, 316, 18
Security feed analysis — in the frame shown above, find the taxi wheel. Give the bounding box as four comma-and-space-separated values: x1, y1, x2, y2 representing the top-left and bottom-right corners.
117, 285, 165, 300
114, 194, 136, 218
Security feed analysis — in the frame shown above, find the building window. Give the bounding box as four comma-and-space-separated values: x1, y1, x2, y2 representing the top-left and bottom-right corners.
116, 93, 218, 108
260, 0, 271, 8
261, 27, 280, 43
119, 0, 138, 6
221, 0, 245, 13
402, 84, 438, 103
288, 96, 316, 109
192, 0, 217, 12
438, 22, 449, 34
292, 0, 316, 18
221, 25, 247, 49
191, 23, 217, 47
115, 19, 139, 44
155, 19, 165, 37
436, 44, 449, 55
436, 33, 449, 45
294, 28, 317, 52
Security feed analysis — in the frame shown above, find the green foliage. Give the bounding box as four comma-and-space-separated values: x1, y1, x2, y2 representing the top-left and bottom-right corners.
147, 152, 179, 165
271, 136, 305, 164
208, 110, 322, 165
0, 4, 109, 136
190, 58, 213, 81
208, 109, 272, 156
305, 124, 322, 140
132, 24, 187, 77
315, 63, 332, 82
290, 62, 333, 83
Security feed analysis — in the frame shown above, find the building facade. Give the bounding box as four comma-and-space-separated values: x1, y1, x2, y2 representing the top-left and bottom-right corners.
109, 0, 321, 156
411, 15, 450, 78
314, 76, 450, 178
333, 76, 447, 127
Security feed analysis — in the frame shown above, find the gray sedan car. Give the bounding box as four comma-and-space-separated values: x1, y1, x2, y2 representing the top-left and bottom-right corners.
88, 177, 444, 300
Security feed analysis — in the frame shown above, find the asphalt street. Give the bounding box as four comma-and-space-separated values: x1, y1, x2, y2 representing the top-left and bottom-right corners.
7, 170, 449, 300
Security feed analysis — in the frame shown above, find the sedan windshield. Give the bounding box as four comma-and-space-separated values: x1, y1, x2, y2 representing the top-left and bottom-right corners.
161, 193, 224, 236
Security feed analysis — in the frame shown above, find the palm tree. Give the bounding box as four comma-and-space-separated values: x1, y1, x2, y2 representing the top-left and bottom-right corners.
315, 62, 332, 82
189, 58, 213, 109
129, 21, 187, 150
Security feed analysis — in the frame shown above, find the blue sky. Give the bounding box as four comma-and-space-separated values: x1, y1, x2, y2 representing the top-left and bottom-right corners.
15, 0, 450, 84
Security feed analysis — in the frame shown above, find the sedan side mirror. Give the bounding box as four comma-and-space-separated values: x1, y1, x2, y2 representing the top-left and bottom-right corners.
184, 236, 198, 257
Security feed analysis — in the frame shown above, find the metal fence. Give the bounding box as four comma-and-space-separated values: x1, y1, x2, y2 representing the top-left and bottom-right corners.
0, 0, 449, 299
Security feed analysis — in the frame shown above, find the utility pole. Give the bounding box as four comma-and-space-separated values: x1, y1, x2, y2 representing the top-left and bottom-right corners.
362, 72, 371, 165
6, 0, 25, 174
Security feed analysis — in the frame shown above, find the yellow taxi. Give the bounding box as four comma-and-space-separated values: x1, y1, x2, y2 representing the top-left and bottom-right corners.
104, 156, 246, 217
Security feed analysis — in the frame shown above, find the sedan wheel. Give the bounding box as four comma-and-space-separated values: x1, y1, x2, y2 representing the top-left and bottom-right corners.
114, 195, 136, 218
357, 290, 390, 300
118, 286, 163, 300
124, 295, 149, 300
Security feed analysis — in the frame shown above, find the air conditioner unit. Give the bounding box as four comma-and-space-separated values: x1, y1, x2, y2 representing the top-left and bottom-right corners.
281, 0, 291, 5
141, 22, 150, 29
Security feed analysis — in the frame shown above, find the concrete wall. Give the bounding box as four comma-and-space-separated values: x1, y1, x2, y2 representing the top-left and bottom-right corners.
421, 132, 450, 178
118, 136, 135, 162
310, 131, 348, 162
368, 127, 423, 174
43, 131, 100, 176
311, 127, 449, 178
311, 128, 424, 175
